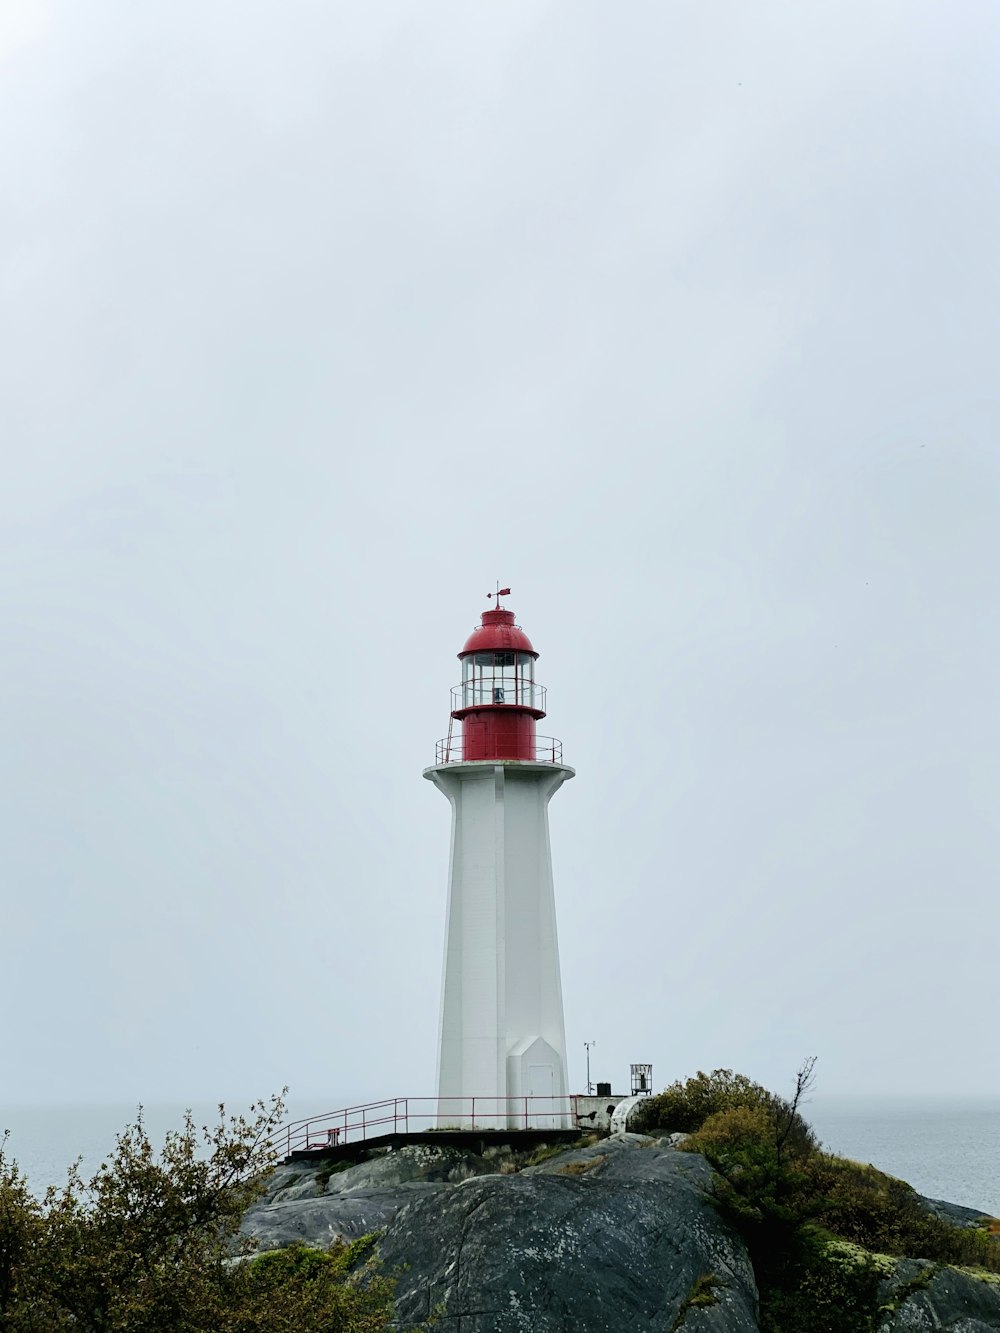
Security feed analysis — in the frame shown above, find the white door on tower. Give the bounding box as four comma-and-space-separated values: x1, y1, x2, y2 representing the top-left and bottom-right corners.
528, 1063, 557, 1128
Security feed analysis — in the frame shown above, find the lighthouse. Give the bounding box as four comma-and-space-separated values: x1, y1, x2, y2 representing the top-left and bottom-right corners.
425, 595, 573, 1129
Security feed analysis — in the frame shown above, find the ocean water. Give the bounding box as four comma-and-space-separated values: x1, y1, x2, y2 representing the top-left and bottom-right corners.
808, 1095, 1000, 1217
2, 1096, 998, 1218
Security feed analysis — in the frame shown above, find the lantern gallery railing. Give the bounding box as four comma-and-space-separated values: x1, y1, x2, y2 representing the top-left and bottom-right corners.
268, 1096, 582, 1158
435, 735, 563, 765
450, 681, 547, 713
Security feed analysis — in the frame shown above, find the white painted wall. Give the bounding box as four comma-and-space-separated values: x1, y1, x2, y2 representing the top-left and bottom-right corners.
425, 760, 573, 1129
573, 1094, 628, 1133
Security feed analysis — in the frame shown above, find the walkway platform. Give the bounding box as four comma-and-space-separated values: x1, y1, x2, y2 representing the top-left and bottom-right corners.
270, 1095, 586, 1164
286, 1126, 581, 1165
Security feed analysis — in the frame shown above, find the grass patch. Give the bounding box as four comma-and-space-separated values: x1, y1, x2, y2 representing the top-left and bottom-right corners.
949, 1265, 1000, 1286
823, 1236, 895, 1277
479, 1134, 604, 1175
521, 1135, 598, 1169
330, 1230, 385, 1275
555, 1155, 606, 1176
522, 1142, 569, 1168
668, 1274, 724, 1331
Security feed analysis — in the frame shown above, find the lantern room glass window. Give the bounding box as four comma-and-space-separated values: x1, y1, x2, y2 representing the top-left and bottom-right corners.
462, 652, 536, 708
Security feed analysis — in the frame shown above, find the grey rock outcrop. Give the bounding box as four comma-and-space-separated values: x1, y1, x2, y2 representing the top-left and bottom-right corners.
377, 1135, 759, 1333
918, 1196, 993, 1230
242, 1144, 492, 1250
879, 1258, 1000, 1331
241, 1136, 1000, 1333
244, 1135, 759, 1331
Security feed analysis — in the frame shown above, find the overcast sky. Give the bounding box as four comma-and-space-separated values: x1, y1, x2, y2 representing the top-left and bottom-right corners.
2, 0, 998, 1112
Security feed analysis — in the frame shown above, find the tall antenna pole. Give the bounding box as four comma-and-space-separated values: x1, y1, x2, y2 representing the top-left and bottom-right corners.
584, 1040, 596, 1096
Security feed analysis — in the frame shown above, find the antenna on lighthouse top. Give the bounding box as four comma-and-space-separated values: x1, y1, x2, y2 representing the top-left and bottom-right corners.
487, 583, 512, 608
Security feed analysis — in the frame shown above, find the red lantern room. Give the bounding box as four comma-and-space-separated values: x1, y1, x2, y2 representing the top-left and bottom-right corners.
436, 595, 563, 764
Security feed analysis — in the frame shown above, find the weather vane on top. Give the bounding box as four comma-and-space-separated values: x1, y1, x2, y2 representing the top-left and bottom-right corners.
487, 583, 511, 608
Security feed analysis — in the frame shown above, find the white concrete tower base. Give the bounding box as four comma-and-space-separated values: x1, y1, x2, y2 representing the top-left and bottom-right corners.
425, 759, 574, 1129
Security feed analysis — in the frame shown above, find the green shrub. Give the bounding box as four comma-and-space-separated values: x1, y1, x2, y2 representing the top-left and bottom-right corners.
756, 1228, 883, 1333
682, 1102, 1000, 1278
0, 1103, 395, 1332
660, 1068, 1000, 1332
632, 1069, 817, 1159
805, 1156, 1000, 1273
682, 1105, 781, 1157
243, 1238, 393, 1332
681, 1106, 817, 1260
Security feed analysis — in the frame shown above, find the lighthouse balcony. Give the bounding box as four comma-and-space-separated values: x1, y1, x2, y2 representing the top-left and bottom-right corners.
450, 680, 546, 713
435, 734, 563, 765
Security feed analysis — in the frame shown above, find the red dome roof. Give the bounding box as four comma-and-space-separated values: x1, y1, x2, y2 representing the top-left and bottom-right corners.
460, 608, 537, 658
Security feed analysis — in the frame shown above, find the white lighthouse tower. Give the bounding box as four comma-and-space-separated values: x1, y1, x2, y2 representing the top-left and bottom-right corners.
425, 595, 573, 1129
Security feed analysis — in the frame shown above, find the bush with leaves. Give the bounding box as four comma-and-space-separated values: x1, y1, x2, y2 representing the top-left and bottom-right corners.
234, 1237, 393, 1333
804, 1154, 1000, 1272
753, 1227, 883, 1333
665, 1064, 1000, 1333
631, 1066, 819, 1160
679, 1105, 816, 1251
0, 1149, 38, 1327
0, 1100, 394, 1333
685, 1105, 1000, 1275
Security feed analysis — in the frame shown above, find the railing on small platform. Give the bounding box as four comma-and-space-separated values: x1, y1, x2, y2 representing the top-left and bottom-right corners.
434, 735, 563, 765
450, 681, 547, 713
269, 1095, 580, 1159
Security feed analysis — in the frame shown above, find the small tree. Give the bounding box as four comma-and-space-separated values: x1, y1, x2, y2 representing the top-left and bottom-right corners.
0, 1134, 42, 1326
0, 1098, 394, 1332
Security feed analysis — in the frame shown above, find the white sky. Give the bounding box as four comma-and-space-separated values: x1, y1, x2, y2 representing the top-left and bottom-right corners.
2, 0, 998, 1107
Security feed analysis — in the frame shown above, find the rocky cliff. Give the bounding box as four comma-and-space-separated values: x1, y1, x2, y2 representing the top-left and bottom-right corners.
241, 1134, 1000, 1332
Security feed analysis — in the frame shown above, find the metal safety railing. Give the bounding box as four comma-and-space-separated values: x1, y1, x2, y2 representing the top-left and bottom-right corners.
268, 1095, 581, 1158
450, 681, 547, 713
434, 735, 563, 765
